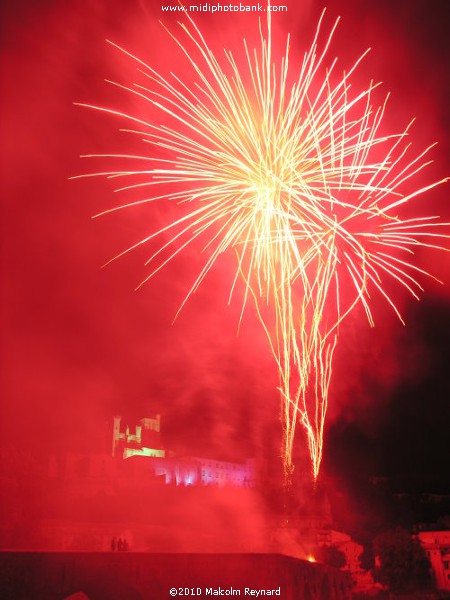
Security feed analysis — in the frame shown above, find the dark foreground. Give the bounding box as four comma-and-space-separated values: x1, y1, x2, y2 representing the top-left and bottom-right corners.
0, 551, 352, 600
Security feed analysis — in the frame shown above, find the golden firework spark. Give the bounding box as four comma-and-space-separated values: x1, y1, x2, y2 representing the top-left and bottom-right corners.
75, 8, 448, 480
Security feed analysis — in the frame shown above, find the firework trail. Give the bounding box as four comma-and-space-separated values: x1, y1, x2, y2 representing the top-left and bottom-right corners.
75, 8, 448, 480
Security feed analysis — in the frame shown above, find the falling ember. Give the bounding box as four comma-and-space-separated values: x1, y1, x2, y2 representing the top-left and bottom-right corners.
75, 8, 448, 481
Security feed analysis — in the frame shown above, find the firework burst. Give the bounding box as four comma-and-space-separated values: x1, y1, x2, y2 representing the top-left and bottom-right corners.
75, 8, 448, 480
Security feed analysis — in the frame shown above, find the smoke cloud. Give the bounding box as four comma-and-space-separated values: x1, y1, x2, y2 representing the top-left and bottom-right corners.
1, 0, 449, 551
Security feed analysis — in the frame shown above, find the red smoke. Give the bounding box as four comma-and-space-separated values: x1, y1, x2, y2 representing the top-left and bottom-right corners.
1, 0, 449, 551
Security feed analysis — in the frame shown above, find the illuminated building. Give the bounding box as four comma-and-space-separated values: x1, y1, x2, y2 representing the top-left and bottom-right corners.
150, 456, 255, 487
112, 415, 165, 459
196, 457, 254, 487
319, 530, 375, 592
112, 415, 254, 488
417, 531, 450, 591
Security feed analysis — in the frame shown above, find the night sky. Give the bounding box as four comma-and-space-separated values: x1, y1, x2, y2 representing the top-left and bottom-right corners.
1, 0, 449, 506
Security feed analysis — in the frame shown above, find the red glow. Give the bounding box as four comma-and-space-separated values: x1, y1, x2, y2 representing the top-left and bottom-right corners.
1, 1, 450, 574
77, 8, 448, 481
